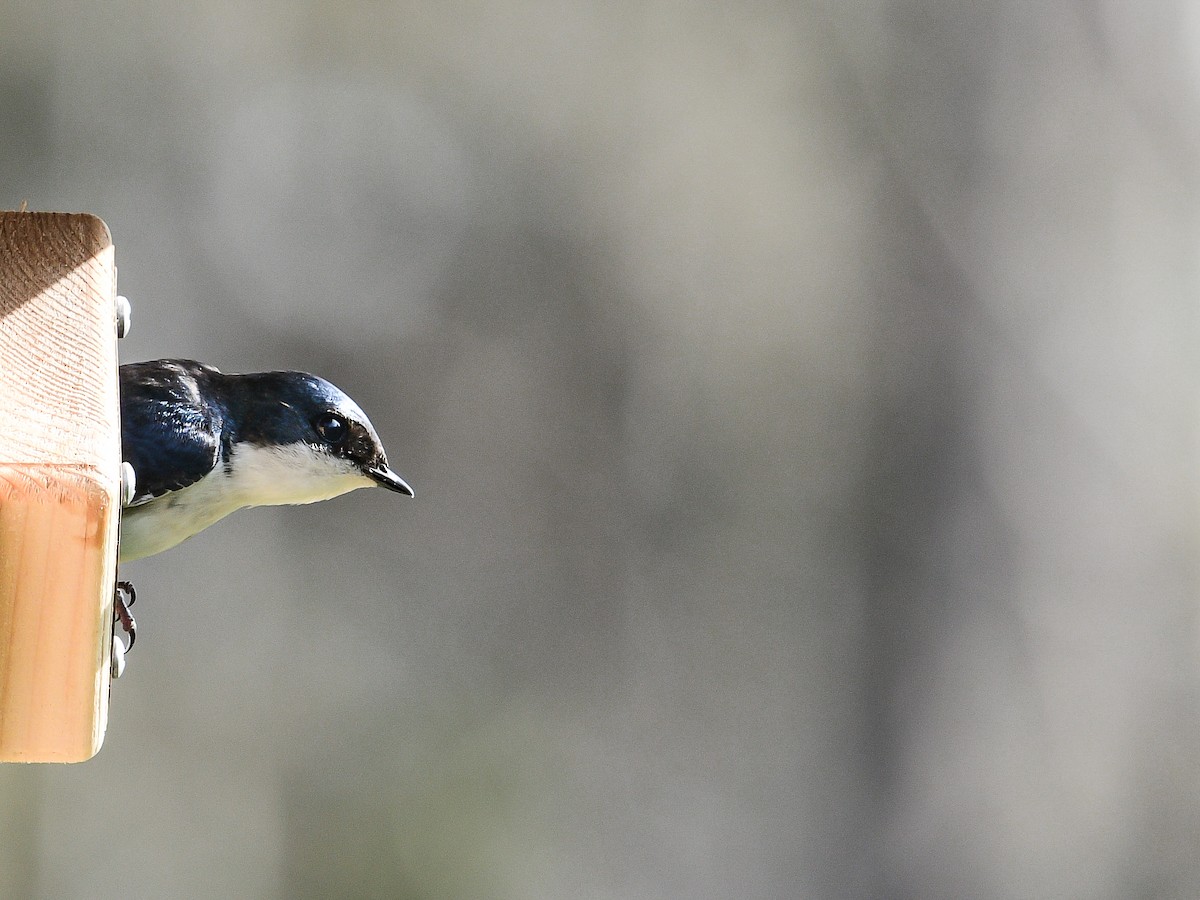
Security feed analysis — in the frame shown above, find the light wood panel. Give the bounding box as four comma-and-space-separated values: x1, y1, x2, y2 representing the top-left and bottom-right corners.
0, 211, 120, 763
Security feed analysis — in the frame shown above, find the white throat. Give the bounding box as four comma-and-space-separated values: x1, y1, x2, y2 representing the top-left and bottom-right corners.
226, 441, 374, 507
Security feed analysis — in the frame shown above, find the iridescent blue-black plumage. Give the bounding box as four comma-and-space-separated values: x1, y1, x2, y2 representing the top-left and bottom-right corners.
118, 359, 411, 561
120, 360, 225, 505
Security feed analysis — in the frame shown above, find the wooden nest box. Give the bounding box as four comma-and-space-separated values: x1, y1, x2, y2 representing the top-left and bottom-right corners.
0, 211, 122, 762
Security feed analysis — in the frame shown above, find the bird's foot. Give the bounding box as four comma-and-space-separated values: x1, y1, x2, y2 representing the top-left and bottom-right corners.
112, 581, 137, 679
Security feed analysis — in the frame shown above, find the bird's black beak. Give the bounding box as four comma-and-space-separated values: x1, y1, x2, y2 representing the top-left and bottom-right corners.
367, 465, 414, 496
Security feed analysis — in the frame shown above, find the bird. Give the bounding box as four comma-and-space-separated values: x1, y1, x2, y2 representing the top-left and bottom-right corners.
108, 358, 411, 674
118, 359, 413, 564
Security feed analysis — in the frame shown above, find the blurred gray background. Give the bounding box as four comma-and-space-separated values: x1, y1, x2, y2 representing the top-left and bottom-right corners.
2, 2, 1199, 898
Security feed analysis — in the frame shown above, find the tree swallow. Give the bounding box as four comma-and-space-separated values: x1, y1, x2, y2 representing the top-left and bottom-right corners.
119, 359, 413, 564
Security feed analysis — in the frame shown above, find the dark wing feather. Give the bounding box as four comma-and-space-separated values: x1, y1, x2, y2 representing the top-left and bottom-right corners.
120, 360, 223, 504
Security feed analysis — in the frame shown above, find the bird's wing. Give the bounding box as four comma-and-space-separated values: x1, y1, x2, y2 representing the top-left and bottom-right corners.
120, 360, 222, 505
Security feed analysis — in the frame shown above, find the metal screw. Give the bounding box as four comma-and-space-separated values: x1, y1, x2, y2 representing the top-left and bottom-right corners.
116, 295, 131, 339
120, 462, 137, 507
111, 634, 126, 679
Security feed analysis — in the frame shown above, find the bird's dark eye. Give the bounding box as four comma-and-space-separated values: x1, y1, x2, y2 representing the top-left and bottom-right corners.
314, 412, 349, 446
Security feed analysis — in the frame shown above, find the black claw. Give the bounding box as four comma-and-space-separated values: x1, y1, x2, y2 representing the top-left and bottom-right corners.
117, 581, 136, 608
114, 581, 137, 651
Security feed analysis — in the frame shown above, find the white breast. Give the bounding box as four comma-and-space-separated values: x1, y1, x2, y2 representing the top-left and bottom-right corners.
119, 441, 373, 562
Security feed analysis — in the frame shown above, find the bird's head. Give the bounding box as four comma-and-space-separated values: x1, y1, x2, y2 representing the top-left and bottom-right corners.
224, 370, 413, 507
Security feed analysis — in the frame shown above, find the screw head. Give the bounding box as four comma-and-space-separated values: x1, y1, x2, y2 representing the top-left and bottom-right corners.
120, 462, 137, 507
111, 635, 126, 679
116, 295, 131, 338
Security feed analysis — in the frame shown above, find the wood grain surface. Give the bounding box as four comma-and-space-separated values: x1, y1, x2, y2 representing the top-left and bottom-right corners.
0, 211, 119, 762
